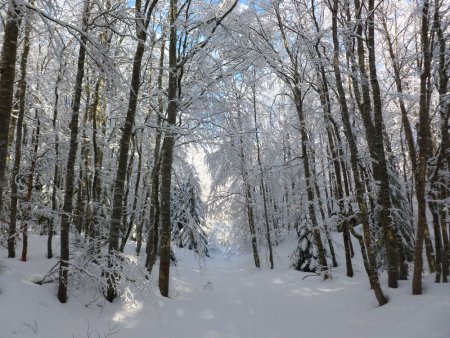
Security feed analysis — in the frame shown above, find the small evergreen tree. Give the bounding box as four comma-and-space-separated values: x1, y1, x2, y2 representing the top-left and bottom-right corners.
171, 177, 209, 257
290, 215, 321, 272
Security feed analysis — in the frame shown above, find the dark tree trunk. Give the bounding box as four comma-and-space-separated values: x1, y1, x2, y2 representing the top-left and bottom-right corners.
252, 76, 274, 269
293, 86, 328, 273
91, 77, 106, 258
0, 1, 22, 209
238, 130, 260, 268
367, 0, 400, 288
144, 32, 165, 266
310, 27, 350, 273
412, 0, 433, 296
8, 10, 32, 258
120, 135, 143, 252
106, 0, 159, 302
330, 0, 387, 306
57, 0, 89, 303
159, 0, 178, 297
49, 61, 64, 259
144, 117, 162, 269
428, 0, 450, 283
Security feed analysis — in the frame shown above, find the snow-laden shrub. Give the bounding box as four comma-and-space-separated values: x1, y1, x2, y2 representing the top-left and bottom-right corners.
290, 215, 320, 273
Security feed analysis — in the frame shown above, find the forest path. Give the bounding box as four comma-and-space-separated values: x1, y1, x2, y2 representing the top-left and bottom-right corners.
0, 236, 449, 338
112, 246, 450, 338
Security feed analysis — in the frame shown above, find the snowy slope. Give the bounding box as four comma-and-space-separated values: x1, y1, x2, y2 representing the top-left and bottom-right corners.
0, 234, 449, 338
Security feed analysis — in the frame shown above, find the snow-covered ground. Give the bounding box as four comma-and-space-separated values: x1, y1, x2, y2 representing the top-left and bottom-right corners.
1, 234, 449, 338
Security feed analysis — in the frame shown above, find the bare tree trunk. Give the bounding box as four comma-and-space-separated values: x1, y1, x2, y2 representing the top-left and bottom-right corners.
144, 33, 165, 266
119, 146, 135, 248
57, 0, 90, 303
238, 129, 260, 268
273, 4, 327, 273
428, 0, 450, 283
252, 75, 274, 269
74, 94, 92, 237
245, 183, 260, 268
0, 1, 22, 210
21, 109, 40, 262
120, 135, 143, 252
367, 0, 400, 287
106, 0, 159, 302
310, 32, 350, 273
91, 76, 106, 258
293, 85, 328, 273
315, 174, 338, 268
49, 63, 64, 259
159, 0, 178, 297
412, 0, 433, 295
144, 119, 162, 270
8, 8, 32, 258
330, 0, 387, 306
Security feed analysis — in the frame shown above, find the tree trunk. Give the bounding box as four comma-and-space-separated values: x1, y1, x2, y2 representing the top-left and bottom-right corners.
238, 131, 260, 268
106, 0, 158, 302
57, 0, 89, 303
144, 33, 165, 266
412, 0, 433, 295
21, 110, 40, 262
367, 0, 400, 288
310, 27, 350, 273
293, 85, 328, 273
330, 0, 387, 305
8, 9, 32, 258
252, 75, 274, 269
144, 118, 162, 270
0, 1, 22, 209
49, 61, 64, 259
159, 0, 178, 297
91, 76, 106, 258
427, 0, 450, 283
120, 135, 143, 252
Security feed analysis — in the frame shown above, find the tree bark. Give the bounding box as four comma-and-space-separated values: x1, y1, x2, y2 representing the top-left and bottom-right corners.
120, 135, 143, 252
293, 85, 328, 273
57, 0, 90, 303
144, 32, 165, 266
159, 0, 178, 297
106, 0, 158, 302
0, 1, 22, 209
252, 74, 274, 269
49, 60, 64, 259
330, 0, 387, 306
8, 7, 32, 258
412, 0, 433, 295
366, 0, 399, 288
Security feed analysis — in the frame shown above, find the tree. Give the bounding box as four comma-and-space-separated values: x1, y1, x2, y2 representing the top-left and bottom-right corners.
0, 1, 22, 211
105, 0, 159, 303
171, 177, 209, 257
412, 0, 433, 296
57, 0, 90, 304
8, 1, 33, 258
158, 0, 239, 297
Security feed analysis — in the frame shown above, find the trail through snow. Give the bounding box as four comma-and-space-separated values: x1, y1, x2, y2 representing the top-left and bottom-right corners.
0, 235, 449, 338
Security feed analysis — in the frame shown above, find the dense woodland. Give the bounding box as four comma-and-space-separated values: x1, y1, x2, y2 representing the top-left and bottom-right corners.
0, 0, 449, 307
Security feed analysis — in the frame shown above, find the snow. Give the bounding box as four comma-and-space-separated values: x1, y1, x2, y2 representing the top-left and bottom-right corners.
1, 234, 449, 338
